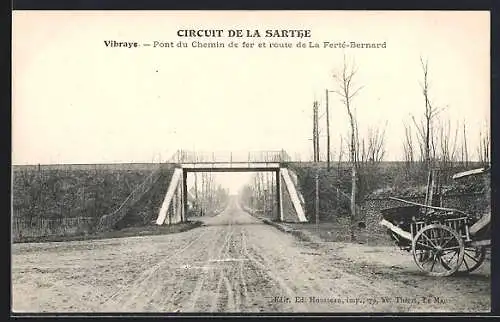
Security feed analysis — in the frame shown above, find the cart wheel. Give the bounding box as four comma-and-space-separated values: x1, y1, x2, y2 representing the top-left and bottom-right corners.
412, 224, 465, 277
440, 246, 486, 273
459, 247, 486, 273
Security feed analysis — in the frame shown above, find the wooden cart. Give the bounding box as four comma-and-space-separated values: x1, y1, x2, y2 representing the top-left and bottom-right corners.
379, 167, 490, 277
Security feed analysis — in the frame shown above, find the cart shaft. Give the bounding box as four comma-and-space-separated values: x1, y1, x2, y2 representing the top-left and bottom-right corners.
379, 219, 412, 241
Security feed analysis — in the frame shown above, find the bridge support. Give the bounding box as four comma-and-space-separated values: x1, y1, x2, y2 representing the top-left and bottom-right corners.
276, 170, 283, 222
156, 168, 185, 225
280, 168, 308, 222
156, 163, 308, 225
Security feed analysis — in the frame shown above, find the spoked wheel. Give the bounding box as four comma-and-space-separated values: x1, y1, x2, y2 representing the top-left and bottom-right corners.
440, 246, 486, 273
412, 224, 465, 277
458, 247, 486, 273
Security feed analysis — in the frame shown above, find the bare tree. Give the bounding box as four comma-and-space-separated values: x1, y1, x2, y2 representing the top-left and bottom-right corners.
477, 127, 490, 165
337, 136, 345, 179
402, 121, 415, 176
354, 118, 361, 165
331, 55, 364, 241
255, 172, 263, 211
461, 121, 469, 167
411, 57, 443, 170
365, 122, 387, 163
437, 117, 459, 170
355, 122, 387, 203
359, 137, 367, 164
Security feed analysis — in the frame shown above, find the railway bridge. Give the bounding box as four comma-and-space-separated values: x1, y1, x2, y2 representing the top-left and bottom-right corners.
155, 150, 308, 225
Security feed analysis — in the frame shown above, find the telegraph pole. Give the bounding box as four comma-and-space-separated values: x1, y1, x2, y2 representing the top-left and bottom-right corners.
315, 101, 320, 162
314, 101, 321, 228
312, 101, 317, 162
315, 170, 320, 226
312, 101, 320, 162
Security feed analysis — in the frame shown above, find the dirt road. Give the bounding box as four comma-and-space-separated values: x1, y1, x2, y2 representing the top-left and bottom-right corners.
12, 199, 490, 313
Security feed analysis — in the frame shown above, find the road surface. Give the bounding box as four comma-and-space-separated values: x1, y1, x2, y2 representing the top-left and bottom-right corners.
12, 198, 490, 313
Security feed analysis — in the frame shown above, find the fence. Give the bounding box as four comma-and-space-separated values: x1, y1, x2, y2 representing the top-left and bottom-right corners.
96, 165, 164, 231
12, 216, 96, 242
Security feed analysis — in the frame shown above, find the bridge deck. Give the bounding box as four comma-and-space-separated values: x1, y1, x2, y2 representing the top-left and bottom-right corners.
177, 162, 281, 170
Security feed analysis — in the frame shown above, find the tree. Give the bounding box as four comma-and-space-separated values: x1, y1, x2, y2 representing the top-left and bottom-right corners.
437, 117, 459, 171
402, 121, 415, 176
360, 123, 387, 164
356, 122, 387, 201
331, 55, 364, 241
238, 185, 254, 208
461, 121, 469, 167
477, 126, 490, 165
337, 136, 345, 179
411, 57, 443, 170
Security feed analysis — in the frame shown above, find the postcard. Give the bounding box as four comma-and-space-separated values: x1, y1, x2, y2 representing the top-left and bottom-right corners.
11, 10, 491, 314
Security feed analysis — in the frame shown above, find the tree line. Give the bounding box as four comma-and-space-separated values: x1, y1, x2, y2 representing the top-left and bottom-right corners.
243, 55, 490, 241
189, 172, 230, 216
310, 55, 489, 170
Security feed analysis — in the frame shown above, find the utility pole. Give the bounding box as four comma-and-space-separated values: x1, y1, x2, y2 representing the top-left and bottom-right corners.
312, 101, 317, 162
315, 101, 320, 162
326, 89, 331, 171
312, 100, 320, 162
314, 99, 321, 229
315, 170, 320, 227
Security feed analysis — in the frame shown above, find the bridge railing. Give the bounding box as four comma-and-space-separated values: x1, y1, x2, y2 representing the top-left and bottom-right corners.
167, 150, 292, 164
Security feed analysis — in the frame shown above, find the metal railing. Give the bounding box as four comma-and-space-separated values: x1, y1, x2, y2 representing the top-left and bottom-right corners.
167, 150, 292, 164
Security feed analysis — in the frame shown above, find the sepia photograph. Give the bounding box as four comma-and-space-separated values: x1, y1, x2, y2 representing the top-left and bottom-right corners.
11, 10, 491, 313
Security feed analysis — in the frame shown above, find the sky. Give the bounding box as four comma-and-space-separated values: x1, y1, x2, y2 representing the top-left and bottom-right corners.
186, 172, 257, 195
12, 10, 490, 166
